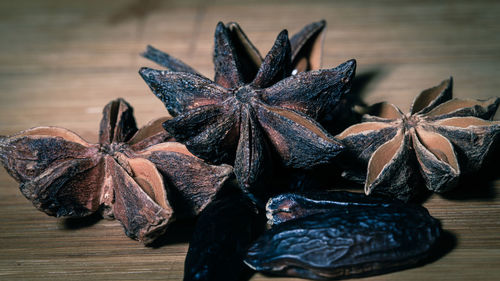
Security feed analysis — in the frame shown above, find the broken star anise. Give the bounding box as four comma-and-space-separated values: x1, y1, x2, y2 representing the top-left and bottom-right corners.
140, 21, 355, 202
0, 98, 232, 244
337, 78, 500, 201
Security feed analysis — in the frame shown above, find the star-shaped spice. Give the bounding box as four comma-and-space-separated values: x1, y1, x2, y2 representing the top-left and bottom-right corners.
140, 21, 355, 201
0, 98, 232, 244
142, 20, 327, 79
142, 20, 355, 131
337, 78, 500, 201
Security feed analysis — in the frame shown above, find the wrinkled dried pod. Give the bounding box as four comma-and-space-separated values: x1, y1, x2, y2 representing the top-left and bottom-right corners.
246, 204, 442, 280
0, 98, 233, 245
266, 191, 401, 226
184, 186, 265, 281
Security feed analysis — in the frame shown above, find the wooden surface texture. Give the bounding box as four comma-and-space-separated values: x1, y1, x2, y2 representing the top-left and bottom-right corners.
1, 0, 499, 280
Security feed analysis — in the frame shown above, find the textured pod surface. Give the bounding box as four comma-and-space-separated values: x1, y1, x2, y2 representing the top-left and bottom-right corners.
0, 99, 233, 245
184, 187, 265, 281
337, 78, 500, 201
246, 204, 442, 280
266, 191, 401, 226
141, 23, 351, 203
142, 20, 327, 81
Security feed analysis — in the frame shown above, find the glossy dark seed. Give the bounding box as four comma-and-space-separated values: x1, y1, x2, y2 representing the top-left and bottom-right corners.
266, 191, 401, 226
246, 204, 441, 280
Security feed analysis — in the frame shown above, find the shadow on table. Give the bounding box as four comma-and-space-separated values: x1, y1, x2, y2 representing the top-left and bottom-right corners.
61, 216, 196, 250
323, 66, 390, 135
148, 218, 197, 248
441, 147, 499, 201
424, 230, 456, 264
62, 212, 102, 230
62, 212, 196, 247
348, 67, 387, 108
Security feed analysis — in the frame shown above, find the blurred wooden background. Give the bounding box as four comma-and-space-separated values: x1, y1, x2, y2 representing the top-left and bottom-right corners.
1, 0, 499, 280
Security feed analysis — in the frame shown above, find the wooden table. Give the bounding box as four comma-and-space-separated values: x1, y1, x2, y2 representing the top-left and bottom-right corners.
1, 0, 499, 280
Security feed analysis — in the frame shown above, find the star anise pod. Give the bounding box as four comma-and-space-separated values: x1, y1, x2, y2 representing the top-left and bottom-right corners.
337, 78, 500, 201
140, 22, 355, 202
142, 20, 327, 78
0, 98, 232, 244
142, 20, 356, 131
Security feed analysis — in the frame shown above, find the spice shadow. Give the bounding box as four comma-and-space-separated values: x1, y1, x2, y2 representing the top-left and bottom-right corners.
62, 211, 103, 230
323, 67, 389, 135
348, 67, 389, 107
441, 173, 496, 201
410, 187, 434, 205
422, 230, 456, 265
147, 218, 198, 248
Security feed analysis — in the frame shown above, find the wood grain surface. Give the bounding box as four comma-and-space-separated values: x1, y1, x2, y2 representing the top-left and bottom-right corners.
1, 0, 499, 280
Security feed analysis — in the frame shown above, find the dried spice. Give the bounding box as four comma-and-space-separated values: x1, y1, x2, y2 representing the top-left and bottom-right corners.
0, 98, 232, 244
142, 20, 327, 78
245, 203, 442, 280
337, 78, 500, 201
184, 186, 265, 281
266, 191, 401, 226
140, 21, 355, 201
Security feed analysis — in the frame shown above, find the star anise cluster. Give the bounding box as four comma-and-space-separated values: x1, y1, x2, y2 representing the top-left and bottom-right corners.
1, 19, 499, 281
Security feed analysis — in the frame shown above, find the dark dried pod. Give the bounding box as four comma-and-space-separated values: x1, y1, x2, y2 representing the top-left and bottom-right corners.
246, 204, 442, 280
142, 20, 327, 78
0, 99, 233, 245
184, 186, 265, 281
140, 21, 354, 202
266, 191, 401, 226
337, 78, 500, 201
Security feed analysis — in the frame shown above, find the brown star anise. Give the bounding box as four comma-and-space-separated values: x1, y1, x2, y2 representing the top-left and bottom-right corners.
140, 21, 355, 202
0, 98, 232, 244
337, 78, 500, 201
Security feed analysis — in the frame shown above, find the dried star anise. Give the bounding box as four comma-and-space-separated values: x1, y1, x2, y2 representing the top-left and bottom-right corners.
337, 78, 500, 201
0, 98, 232, 244
140, 21, 355, 201
142, 20, 327, 78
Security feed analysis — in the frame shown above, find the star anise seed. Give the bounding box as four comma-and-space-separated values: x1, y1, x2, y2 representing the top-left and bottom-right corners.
337, 78, 500, 201
0, 98, 232, 244
140, 23, 354, 202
